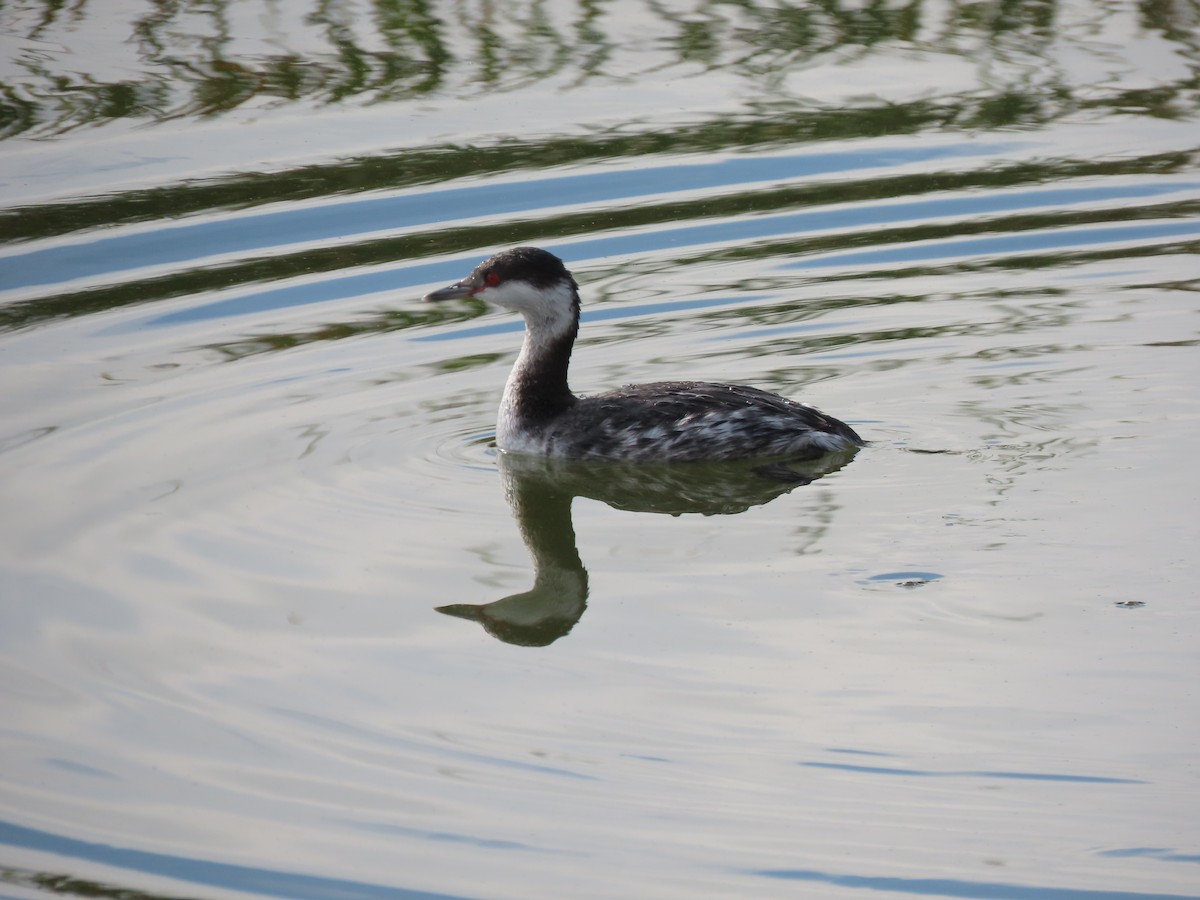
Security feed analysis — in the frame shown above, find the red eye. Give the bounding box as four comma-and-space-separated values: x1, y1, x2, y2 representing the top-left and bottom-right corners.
484, 271, 501, 287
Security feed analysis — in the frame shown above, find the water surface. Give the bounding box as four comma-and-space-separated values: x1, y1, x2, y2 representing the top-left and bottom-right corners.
1, 1, 1199, 898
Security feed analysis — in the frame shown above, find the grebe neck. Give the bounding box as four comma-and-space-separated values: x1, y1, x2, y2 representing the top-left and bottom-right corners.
499, 295, 580, 437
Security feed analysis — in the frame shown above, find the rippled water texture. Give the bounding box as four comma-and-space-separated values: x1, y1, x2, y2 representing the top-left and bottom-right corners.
2, 1, 1199, 898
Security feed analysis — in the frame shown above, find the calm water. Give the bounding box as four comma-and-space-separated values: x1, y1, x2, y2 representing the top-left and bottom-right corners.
2, 1, 1199, 898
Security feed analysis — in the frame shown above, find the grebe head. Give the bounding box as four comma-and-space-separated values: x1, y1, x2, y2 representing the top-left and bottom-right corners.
423, 247, 580, 335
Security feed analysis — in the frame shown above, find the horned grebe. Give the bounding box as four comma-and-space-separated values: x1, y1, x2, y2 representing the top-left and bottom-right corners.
423, 247, 863, 461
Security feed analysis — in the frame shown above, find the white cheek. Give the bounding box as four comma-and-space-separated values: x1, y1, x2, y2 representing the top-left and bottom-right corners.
481, 281, 574, 326
481, 281, 538, 312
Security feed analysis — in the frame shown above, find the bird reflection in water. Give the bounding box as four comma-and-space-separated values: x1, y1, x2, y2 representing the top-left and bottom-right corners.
436, 448, 859, 646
